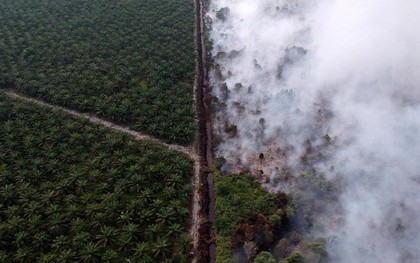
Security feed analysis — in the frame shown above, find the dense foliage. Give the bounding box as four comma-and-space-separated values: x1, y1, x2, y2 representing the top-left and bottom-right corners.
0, 93, 193, 262
214, 169, 329, 263
254, 251, 276, 263
214, 172, 277, 237
214, 171, 278, 263
279, 252, 304, 263
0, 0, 196, 144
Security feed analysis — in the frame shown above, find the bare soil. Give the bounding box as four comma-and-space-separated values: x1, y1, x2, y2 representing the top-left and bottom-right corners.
191, 0, 216, 261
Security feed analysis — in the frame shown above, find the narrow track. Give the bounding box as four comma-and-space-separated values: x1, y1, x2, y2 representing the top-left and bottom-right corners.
4, 89, 205, 261
2, 1, 214, 261
192, 0, 216, 262
3, 90, 197, 159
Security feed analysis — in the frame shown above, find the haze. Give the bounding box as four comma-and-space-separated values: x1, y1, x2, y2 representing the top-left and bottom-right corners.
208, 0, 420, 262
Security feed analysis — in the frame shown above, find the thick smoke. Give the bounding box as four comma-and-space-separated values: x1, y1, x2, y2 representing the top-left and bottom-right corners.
208, 0, 420, 262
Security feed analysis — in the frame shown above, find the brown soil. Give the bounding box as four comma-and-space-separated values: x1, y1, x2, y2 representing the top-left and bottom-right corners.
191, 0, 216, 262
230, 214, 275, 262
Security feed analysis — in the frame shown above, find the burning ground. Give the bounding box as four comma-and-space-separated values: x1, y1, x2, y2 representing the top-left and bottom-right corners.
207, 0, 420, 262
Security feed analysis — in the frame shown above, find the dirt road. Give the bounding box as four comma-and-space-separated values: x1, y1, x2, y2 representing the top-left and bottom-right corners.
191, 0, 216, 261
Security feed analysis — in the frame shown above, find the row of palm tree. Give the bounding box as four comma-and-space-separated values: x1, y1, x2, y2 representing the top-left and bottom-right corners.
0, 0, 196, 144
0, 93, 194, 262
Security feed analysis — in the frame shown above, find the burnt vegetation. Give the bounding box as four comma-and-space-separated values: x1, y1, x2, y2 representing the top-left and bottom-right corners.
214, 171, 332, 263
213, 171, 330, 263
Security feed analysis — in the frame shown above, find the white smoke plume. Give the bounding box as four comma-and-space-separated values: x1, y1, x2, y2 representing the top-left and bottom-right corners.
208, 0, 420, 262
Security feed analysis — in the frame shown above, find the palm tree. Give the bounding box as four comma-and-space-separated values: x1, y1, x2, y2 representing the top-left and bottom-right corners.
14, 231, 29, 248
117, 211, 133, 226
24, 202, 42, 218
47, 213, 67, 235
43, 190, 59, 205
85, 203, 100, 218
79, 192, 95, 206
178, 233, 192, 254
139, 208, 153, 224
127, 199, 142, 214
100, 192, 115, 203
36, 253, 56, 263
27, 215, 42, 234
57, 249, 76, 263
13, 247, 32, 263
76, 179, 88, 195
132, 242, 149, 258
69, 218, 85, 234
115, 178, 129, 193
57, 177, 74, 193
104, 201, 119, 220
122, 223, 139, 242
78, 242, 100, 263
61, 149, 75, 163
51, 235, 69, 252
167, 174, 183, 187
33, 231, 50, 251
117, 234, 132, 256
6, 216, 24, 235
146, 224, 160, 240
167, 223, 182, 237
157, 207, 175, 226
95, 226, 118, 248
0, 251, 9, 263
72, 231, 91, 250
161, 186, 175, 199
22, 134, 35, 148
92, 212, 107, 230
0, 223, 10, 249
88, 170, 102, 183
151, 237, 170, 259
0, 184, 15, 204
100, 249, 119, 263
106, 168, 119, 184
66, 203, 81, 219
17, 183, 36, 205
127, 174, 144, 193
5, 205, 19, 218
139, 189, 153, 205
